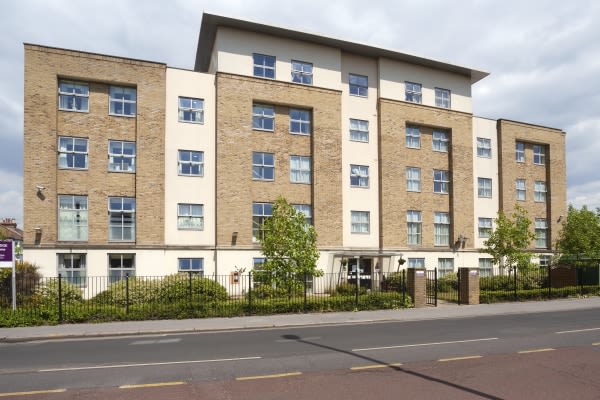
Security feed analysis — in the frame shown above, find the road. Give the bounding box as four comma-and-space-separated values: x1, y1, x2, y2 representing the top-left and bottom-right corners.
0, 308, 599, 398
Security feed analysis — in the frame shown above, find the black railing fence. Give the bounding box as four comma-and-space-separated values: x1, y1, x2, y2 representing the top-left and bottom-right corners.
0, 271, 409, 326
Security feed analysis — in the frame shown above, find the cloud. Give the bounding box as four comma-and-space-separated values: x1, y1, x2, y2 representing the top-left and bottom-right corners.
0, 169, 22, 226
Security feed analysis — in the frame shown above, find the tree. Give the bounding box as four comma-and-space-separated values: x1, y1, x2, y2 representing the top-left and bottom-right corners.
481, 205, 536, 272
555, 205, 600, 263
257, 196, 322, 296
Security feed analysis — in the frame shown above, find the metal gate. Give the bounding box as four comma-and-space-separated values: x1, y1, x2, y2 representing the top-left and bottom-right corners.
426, 268, 437, 306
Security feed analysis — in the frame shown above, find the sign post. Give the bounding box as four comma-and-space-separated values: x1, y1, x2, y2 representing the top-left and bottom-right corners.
0, 240, 15, 310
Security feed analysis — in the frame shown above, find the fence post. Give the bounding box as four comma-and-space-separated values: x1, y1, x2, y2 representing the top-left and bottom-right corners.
248, 272, 253, 316
547, 264, 552, 298
303, 271, 308, 313
125, 273, 129, 315
58, 274, 63, 323
402, 269, 406, 305
355, 275, 359, 308
434, 268, 438, 307
188, 271, 193, 309
457, 268, 461, 306
513, 268, 518, 301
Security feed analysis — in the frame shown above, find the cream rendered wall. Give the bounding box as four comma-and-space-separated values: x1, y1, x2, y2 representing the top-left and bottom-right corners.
341, 52, 379, 248
165, 68, 216, 247
213, 27, 341, 90
473, 117, 500, 248
379, 58, 472, 113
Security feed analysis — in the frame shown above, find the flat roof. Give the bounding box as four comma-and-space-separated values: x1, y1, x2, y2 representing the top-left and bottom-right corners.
195, 13, 489, 84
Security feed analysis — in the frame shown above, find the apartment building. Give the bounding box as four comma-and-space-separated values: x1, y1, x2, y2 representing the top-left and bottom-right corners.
22, 13, 566, 281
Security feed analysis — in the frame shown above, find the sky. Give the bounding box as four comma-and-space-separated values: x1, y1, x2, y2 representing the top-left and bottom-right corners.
1, 0, 599, 227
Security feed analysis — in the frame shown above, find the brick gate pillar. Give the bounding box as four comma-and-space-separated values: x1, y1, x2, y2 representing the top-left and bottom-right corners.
459, 267, 479, 305
407, 268, 426, 308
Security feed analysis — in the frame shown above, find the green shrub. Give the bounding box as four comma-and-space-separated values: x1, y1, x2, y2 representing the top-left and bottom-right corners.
382, 272, 405, 291
0, 262, 42, 307
332, 283, 367, 296
32, 279, 83, 306
248, 284, 289, 299
92, 277, 162, 307
159, 275, 228, 302
437, 273, 458, 292
480, 275, 514, 291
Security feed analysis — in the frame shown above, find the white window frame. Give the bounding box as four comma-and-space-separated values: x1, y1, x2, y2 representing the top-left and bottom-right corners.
108, 197, 136, 241
253, 53, 275, 79
435, 87, 451, 108
407, 210, 422, 245
405, 81, 422, 103
516, 142, 525, 163
252, 202, 273, 242
108, 140, 136, 173
433, 170, 450, 194
434, 212, 450, 246
290, 155, 311, 184
478, 178, 492, 198
178, 150, 204, 176
349, 73, 368, 97
108, 254, 135, 283
516, 179, 526, 201
438, 258, 454, 277
534, 181, 547, 202
538, 255, 552, 267
58, 253, 87, 286
178, 97, 204, 123
291, 60, 313, 85
252, 104, 275, 131
408, 258, 425, 269
350, 164, 369, 188
432, 131, 449, 152
289, 109, 311, 135
478, 217, 493, 238
109, 86, 136, 117
479, 258, 493, 277
349, 118, 369, 142
477, 137, 492, 158
406, 126, 421, 149
58, 195, 88, 241
252, 152, 275, 181
178, 258, 204, 275
533, 144, 546, 165
351, 211, 370, 234
58, 136, 88, 170
177, 203, 204, 230
535, 218, 548, 248
406, 167, 421, 192
58, 81, 89, 112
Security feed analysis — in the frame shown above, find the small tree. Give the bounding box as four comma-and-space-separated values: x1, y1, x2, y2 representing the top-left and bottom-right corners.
482, 205, 536, 273
257, 196, 322, 296
555, 205, 600, 264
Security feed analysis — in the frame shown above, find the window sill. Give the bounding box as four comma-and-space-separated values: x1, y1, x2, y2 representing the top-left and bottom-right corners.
58, 108, 89, 113
178, 119, 205, 125
108, 170, 136, 174
253, 128, 275, 133
109, 113, 136, 118
58, 167, 88, 171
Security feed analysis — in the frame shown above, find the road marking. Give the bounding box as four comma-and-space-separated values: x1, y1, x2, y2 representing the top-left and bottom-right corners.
350, 363, 403, 370
130, 338, 181, 345
120, 381, 185, 389
438, 355, 482, 362
518, 348, 555, 354
39, 356, 261, 372
556, 327, 600, 334
0, 389, 66, 397
352, 337, 498, 352
236, 371, 302, 381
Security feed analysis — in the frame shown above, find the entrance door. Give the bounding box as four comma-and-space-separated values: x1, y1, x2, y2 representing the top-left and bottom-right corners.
347, 258, 373, 289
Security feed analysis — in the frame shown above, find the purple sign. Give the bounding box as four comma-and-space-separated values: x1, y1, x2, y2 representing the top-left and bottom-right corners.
0, 240, 13, 262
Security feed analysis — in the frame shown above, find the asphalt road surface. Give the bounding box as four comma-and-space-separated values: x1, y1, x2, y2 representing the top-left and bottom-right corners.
0, 308, 599, 399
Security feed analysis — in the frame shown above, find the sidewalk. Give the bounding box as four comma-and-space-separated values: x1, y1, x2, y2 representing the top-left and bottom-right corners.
2, 297, 600, 343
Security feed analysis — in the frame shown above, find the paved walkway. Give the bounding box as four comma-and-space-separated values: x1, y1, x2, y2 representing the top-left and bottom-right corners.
1, 297, 599, 342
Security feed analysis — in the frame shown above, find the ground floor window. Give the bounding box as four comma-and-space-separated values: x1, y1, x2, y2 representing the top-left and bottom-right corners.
479, 258, 493, 277
108, 254, 135, 283
58, 253, 86, 286
178, 258, 204, 275
437, 258, 454, 277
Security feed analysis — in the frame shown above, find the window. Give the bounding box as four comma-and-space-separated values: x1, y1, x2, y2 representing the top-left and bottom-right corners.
252, 257, 266, 288
434, 212, 450, 246
534, 181, 547, 202
478, 178, 492, 198
252, 203, 273, 242
406, 167, 421, 192
435, 88, 451, 108
178, 97, 204, 123
434, 170, 450, 194
406, 126, 421, 149
477, 137, 491, 158
290, 155, 311, 184
538, 255, 552, 267
178, 150, 204, 176
350, 164, 369, 188
516, 179, 526, 201
58, 81, 89, 112
351, 211, 370, 234
405, 82, 422, 103
291, 60, 313, 84
252, 104, 275, 131
349, 73, 368, 97
535, 218, 548, 248
516, 142, 525, 162
408, 258, 425, 269
533, 144, 546, 165
58, 254, 86, 285
108, 140, 136, 172
479, 258, 493, 277
290, 109, 311, 135
293, 204, 313, 225
432, 131, 449, 152
178, 258, 204, 275
407, 210, 422, 245
58, 137, 88, 169
350, 119, 369, 142
253, 54, 275, 79
108, 197, 135, 241
108, 254, 135, 283
478, 218, 493, 238
58, 195, 88, 241
109, 86, 136, 117
177, 203, 204, 230
252, 152, 275, 181
438, 258, 454, 277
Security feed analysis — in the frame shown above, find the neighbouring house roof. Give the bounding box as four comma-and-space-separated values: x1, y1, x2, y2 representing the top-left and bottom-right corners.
0, 219, 23, 241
